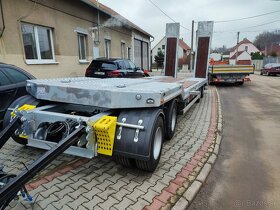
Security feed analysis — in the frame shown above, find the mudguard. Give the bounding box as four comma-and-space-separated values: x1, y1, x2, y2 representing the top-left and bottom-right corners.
113, 108, 164, 160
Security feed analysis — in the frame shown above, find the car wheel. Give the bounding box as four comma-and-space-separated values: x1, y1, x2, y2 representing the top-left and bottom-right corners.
135, 116, 164, 172
260, 72, 263, 75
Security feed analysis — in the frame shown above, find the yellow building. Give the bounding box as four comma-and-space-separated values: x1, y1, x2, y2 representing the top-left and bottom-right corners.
0, 0, 152, 78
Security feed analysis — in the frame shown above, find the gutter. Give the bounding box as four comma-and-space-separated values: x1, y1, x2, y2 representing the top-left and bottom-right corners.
0, 0, 5, 37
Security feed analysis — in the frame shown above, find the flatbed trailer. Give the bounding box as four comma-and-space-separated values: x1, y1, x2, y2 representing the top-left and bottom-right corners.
0, 76, 207, 209
0, 21, 213, 209
208, 65, 254, 85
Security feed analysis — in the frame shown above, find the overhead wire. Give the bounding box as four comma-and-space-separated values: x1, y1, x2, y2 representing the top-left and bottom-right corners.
214, 10, 280, 23
147, 0, 191, 31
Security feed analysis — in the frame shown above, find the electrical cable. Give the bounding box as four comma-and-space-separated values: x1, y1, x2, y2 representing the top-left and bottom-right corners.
214, 10, 280, 23
213, 18, 280, 33
147, 0, 191, 31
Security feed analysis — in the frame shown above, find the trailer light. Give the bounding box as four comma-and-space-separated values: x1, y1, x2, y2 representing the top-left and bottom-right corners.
135, 94, 142, 100
146, 98, 155, 104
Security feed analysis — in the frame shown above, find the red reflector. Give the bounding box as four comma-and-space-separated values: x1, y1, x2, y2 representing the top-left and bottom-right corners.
108, 70, 121, 77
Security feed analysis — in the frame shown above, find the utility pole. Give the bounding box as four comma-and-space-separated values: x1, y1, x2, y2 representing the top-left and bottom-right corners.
236, 31, 240, 64
190, 20, 194, 72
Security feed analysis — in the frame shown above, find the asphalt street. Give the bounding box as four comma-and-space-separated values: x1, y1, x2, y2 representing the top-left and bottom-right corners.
189, 73, 280, 210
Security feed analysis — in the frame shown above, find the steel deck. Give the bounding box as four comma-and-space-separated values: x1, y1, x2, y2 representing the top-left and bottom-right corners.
26, 76, 207, 109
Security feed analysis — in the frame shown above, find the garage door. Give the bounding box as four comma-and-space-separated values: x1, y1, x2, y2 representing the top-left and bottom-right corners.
134, 39, 141, 68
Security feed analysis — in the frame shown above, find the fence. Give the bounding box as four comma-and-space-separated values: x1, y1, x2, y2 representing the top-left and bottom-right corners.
263, 56, 280, 66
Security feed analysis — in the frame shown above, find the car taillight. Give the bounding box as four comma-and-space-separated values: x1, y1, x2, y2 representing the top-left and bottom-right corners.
108, 70, 121, 77
85, 67, 91, 76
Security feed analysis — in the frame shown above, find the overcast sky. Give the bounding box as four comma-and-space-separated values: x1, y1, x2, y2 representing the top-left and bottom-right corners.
99, 0, 280, 49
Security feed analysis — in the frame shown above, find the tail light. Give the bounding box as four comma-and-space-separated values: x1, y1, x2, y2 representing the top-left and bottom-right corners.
85, 67, 91, 76
108, 70, 121, 77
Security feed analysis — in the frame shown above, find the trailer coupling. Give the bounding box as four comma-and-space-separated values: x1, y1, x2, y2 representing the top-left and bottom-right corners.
0, 120, 85, 210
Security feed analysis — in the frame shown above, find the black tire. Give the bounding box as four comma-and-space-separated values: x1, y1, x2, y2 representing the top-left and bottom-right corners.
200, 86, 204, 98
164, 100, 177, 140
260, 72, 263, 75
114, 155, 134, 168
135, 116, 164, 172
236, 81, 244, 85
3, 95, 41, 145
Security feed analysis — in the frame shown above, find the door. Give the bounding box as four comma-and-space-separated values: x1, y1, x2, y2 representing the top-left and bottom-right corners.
2, 67, 29, 99
134, 39, 142, 68
0, 70, 16, 125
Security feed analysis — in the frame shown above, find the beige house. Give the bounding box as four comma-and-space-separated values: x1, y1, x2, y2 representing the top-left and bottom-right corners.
0, 0, 152, 78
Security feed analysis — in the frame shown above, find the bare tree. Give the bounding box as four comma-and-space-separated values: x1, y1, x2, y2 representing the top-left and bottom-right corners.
254, 30, 280, 51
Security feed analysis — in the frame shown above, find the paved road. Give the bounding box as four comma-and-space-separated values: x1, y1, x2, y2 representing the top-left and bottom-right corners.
190, 73, 280, 210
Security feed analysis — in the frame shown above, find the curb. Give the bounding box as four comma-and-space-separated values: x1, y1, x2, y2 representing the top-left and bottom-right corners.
173, 86, 223, 210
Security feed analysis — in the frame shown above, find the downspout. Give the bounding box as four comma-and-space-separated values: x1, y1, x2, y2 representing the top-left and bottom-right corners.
149, 36, 154, 71
0, 0, 5, 37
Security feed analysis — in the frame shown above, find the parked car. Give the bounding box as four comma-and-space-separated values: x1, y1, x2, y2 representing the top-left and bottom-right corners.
260, 63, 280, 76
0, 63, 35, 128
85, 58, 149, 78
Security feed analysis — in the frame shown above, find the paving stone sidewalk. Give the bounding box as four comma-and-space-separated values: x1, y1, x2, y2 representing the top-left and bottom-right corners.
1, 86, 215, 210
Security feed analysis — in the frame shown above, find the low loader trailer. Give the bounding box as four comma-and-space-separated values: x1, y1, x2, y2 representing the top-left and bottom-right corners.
0, 76, 207, 209
0, 21, 213, 209
208, 65, 255, 85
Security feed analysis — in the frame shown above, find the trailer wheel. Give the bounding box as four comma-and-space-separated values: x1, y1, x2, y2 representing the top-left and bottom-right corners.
115, 155, 134, 168
164, 100, 177, 140
136, 116, 164, 172
200, 86, 204, 98
3, 95, 42, 145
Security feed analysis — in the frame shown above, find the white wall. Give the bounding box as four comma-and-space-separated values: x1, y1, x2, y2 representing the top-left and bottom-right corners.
238, 51, 251, 60
151, 37, 166, 63
210, 53, 222, 61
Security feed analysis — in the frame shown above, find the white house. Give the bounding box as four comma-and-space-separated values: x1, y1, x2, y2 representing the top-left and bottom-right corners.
151, 37, 190, 64
229, 38, 259, 65
229, 51, 252, 65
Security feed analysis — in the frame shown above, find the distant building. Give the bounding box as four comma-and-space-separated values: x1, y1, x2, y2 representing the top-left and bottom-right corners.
229, 38, 259, 65
151, 37, 191, 66
264, 42, 280, 56
210, 53, 222, 61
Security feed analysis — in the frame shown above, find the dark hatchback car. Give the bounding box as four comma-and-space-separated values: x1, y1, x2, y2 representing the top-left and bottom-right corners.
0, 63, 35, 127
85, 58, 149, 78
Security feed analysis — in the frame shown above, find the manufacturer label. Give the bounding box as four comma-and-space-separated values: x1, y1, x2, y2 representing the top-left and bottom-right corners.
37, 86, 46, 95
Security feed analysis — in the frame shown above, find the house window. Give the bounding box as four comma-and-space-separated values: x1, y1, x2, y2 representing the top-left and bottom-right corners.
121, 42, 125, 58
127, 47, 131, 60
162, 45, 165, 50
245, 46, 248, 52
21, 23, 55, 64
105, 39, 111, 59
78, 33, 87, 61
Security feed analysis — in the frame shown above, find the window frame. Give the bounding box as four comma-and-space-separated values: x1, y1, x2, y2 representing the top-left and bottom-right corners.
77, 33, 88, 63
121, 42, 126, 58
21, 23, 56, 65
105, 39, 111, 59
127, 47, 131, 60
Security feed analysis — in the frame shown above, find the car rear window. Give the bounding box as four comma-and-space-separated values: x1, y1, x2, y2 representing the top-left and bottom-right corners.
0, 70, 11, 86
3, 68, 29, 83
89, 61, 117, 71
